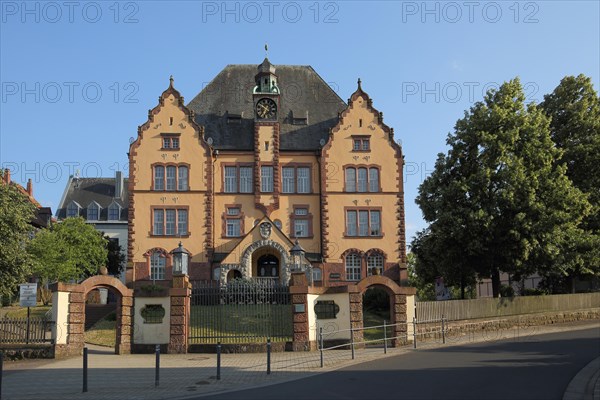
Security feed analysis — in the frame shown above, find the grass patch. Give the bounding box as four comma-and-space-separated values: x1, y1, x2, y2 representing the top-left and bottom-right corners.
4, 306, 51, 319
84, 312, 116, 347
363, 309, 393, 342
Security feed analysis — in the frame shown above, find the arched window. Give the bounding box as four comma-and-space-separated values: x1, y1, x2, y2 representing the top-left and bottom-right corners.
150, 251, 166, 280
369, 168, 379, 192
344, 166, 380, 193
274, 219, 282, 230
367, 254, 384, 276
357, 168, 368, 192
345, 253, 362, 281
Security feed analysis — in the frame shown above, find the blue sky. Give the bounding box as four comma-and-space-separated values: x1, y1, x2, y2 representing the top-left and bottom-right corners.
1, 0, 598, 244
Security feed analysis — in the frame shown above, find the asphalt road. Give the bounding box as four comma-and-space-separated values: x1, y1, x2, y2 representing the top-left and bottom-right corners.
200, 326, 600, 400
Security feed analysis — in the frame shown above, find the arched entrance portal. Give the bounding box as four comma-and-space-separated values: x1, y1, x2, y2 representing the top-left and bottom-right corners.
257, 254, 279, 278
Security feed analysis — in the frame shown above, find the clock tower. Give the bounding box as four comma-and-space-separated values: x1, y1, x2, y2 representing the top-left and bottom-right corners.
252, 57, 281, 216
253, 58, 280, 121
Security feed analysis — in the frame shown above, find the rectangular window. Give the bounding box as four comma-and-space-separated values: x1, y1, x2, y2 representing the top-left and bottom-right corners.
163, 138, 171, 149
346, 209, 382, 237
227, 207, 240, 216
357, 168, 368, 192
370, 211, 381, 236
87, 206, 99, 221
358, 210, 369, 236
345, 168, 356, 192
239, 167, 253, 193
166, 166, 176, 191
153, 208, 188, 236
369, 168, 379, 192
346, 210, 357, 236
108, 205, 120, 221
171, 138, 179, 149
297, 167, 310, 193
224, 166, 237, 193
294, 219, 309, 237
153, 209, 164, 235
294, 208, 308, 216
226, 219, 241, 237
154, 166, 165, 191
162, 136, 180, 150
352, 137, 370, 152
177, 210, 188, 235
282, 167, 295, 193
261, 166, 273, 192
150, 253, 166, 280
165, 210, 176, 235
178, 167, 188, 191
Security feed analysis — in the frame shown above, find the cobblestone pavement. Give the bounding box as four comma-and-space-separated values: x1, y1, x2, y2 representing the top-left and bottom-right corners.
2, 321, 598, 400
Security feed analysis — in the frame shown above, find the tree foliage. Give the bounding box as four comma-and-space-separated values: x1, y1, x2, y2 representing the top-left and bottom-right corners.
539, 75, 600, 291
28, 217, 108, 286
0, 173, 36, 298
412, 78, 591, 297
105, 235, 126, 277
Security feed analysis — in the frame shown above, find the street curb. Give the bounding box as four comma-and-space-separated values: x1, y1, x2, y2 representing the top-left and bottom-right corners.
563, 356, 600, 400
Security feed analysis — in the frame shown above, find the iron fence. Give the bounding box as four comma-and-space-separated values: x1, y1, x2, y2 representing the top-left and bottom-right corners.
0, 317, 53, 344
189, 279, 293, 344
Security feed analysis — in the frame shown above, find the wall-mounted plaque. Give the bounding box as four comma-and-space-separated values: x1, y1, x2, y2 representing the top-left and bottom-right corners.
141, 304, 166, 324
329, 273, 341, 280
314, 300, 340, 320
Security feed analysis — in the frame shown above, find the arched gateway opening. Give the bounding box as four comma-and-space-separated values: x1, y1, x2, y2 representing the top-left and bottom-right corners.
51, 275, 133, 356
354, 276, 411, 347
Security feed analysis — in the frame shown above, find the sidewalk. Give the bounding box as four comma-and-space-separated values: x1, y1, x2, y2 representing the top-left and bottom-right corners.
2, 321, 599, 400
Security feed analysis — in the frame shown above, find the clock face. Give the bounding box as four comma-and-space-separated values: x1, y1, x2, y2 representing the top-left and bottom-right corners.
256, 98, 277, 119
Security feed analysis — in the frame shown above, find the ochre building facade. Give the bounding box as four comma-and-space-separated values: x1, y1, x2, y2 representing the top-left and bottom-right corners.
126, 59, 407, 288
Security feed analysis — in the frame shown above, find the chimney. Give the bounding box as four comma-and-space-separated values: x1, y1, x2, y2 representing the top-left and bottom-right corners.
115, 171, 123, 198
3, 168, 10, 184
27, 179, 33, 196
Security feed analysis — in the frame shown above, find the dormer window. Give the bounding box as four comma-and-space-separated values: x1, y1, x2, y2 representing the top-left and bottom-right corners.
87, 202, 101, 221
108, 202, 121, 221
66, 201, 80, 217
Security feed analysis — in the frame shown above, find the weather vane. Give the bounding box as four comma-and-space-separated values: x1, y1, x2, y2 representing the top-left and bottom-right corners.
265, 43, 268, 58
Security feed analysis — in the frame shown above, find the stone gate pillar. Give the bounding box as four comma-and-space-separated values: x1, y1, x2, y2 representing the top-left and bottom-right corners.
290, 272, 310, 351
169, 274, 190, 353
50, 283, 85, 358
116, 293, 133, 354
348, 286, 364, 346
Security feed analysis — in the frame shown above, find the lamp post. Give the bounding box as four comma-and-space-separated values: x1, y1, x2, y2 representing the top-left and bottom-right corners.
290, 239, 305, 272
170, 242, 190, 276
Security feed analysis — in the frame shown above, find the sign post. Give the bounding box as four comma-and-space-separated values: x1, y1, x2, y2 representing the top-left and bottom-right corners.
19, 283, 37, 344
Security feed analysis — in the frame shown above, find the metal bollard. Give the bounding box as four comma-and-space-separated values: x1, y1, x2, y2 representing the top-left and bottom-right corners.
216, 342, 221, 380
266, 338, 271, 375
383, 320, 387, 354
155, 344, 160, 388
350, 327, 355, 360
413, 317, 417, 349
82, 347, 88, 393
319, 327, 324, 368
442, 316, 446, 344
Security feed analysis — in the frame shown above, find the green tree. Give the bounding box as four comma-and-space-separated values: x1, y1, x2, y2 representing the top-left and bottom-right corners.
0, 172, 36, 298
413, 78, 590, 298
540, 75, 600, 291
28, 217, 108, 301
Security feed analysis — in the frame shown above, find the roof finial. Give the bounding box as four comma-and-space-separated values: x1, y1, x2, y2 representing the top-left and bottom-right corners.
265, 43, 268, 58
169, 75, 174, 87
357, 78, 362, 90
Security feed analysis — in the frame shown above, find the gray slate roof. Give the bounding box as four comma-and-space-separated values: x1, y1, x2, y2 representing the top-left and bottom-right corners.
56, 177, 128, 221
187, 64, 347, 151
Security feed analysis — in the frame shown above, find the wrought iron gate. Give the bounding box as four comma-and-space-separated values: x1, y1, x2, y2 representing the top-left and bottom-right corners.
189, 279, 293, 344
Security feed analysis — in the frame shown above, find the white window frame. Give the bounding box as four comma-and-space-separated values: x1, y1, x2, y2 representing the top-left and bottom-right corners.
261, 166, 273, 192
150, 251, 166, 280
345, 253, 362, 281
